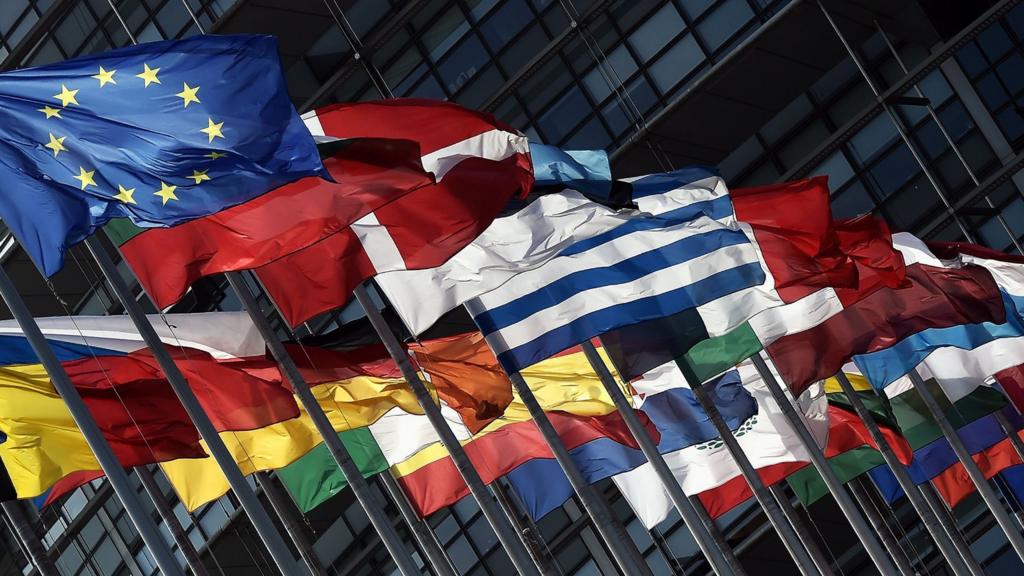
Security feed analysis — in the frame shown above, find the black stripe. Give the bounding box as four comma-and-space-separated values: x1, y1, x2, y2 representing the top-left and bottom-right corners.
601, 308, 710, 381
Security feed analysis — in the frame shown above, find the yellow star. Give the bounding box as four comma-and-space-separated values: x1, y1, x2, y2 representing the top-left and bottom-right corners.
91, 66, 116, 87
205, 151, 227, 160
175, 83, 200, 108
136, 63, 160, 87
187, 169, 210, 185
53, 84, 79, 107
154, 181, 178, 205
200, 118, 225, 143
38, 106, 62, 119
73, 167, 96, 190
114, 185, 136, 204
44, 133, 67, 157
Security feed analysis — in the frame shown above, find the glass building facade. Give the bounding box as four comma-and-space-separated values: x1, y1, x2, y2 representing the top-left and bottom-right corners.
0, 1, 1023, 575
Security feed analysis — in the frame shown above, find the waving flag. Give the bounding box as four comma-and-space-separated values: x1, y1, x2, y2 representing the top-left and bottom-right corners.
604, 202, 894, 384
612, 360, 828, 527
464, 168, 826, 373
0, 312, 295, 498
0, 35, 324, 276
253, 100, 533, 326
853, 235, 1024, 401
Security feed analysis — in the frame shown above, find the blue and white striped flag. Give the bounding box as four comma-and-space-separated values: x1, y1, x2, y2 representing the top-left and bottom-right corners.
466, 167, 782, 373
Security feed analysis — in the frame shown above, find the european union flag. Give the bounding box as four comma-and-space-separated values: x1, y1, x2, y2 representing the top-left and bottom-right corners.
0, 34, 326, 276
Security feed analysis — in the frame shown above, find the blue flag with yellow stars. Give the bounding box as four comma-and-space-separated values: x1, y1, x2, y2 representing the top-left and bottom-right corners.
0, 34, 326, 276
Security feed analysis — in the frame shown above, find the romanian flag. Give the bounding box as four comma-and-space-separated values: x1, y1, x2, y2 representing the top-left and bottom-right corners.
0, 312, 297, 499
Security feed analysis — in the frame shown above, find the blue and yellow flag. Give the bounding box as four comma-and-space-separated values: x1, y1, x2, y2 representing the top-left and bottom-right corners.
0, 34, 325, 275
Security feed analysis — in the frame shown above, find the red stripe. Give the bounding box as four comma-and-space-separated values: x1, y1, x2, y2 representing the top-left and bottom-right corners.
928, 241, 1024, 265
42, 471, 105, 508
697, 462, 809, 518
731, 177, 857, 303
932, 435, 1023, 508
994, 365, 1024, 414
397, 410, 654, 517
121, 139, 434, 308
257, 153, 532, 327
767, 263, 1004, 394
313, 99, 523, 156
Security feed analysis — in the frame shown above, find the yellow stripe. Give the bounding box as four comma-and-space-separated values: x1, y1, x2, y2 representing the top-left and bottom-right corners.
392, 348, 623, 478
163, 376, 421, 510
823, 372, 872, 395
0, 364, 102, 498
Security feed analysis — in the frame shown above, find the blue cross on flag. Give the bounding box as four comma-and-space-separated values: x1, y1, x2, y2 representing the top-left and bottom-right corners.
0, 34, 326, 276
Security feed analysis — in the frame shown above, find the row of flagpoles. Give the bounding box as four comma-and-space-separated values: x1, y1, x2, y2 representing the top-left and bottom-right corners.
0, 1, 1023, 576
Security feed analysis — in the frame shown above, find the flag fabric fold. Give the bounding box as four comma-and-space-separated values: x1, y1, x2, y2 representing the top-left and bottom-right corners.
0, 34, 325, 276
253, 99, 534, 327
613, 360, 827, 527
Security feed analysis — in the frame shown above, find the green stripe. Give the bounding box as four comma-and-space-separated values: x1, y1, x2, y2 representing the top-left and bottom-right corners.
787, 446, 885, 506
277, 428, 388, 513
104, 219, 144, 245
890, 380, 1007, 449
682, 321, 763, 383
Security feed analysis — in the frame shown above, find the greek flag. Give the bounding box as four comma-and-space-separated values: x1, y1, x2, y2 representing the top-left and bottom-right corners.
466, 167, 774, 373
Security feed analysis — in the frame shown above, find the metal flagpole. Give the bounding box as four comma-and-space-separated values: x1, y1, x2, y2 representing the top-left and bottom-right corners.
579, 340, 742, 576
918, 481, 986, 575
905, 368, 1024, 561
221, 272, 420, 576
378, 471, 459, 576
136, 467, 211, 576
351, 284, 543, 576
83, 238, 303, 576
489, 482, 559, 576
847, 479, 916, 575
995, 411, 1024, 466
750, 353, 899, 574
680, 362, 822, 576
767, 485, 835, 576
1, 501, 59, 576
690, 495, 748, 576
500, 367, 653, 576
0, 265, 184, 576
254, 472, 329, 576
832, 372, 978, 576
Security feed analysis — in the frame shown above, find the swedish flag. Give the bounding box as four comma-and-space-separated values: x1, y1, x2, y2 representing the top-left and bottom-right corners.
0, 34, 325, 275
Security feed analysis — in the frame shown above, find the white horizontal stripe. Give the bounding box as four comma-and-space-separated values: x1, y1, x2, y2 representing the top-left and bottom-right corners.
919, 336, 1024, 403
476, 215, 740, 311
962, 254, 1024, 296
352, 211, 406, 274
634, 175, 730, 219
484, 242, 761, 353
421, 128, 529, 181
0, 312, 265, 359
368, 403, 470, 466
697, 282, 783, 338
376, 191, 635, 335
747, 287, 844, 344
893, 233, 952, 267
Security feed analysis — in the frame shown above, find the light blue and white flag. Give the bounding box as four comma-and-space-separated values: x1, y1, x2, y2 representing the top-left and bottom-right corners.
465, 167, 781, 373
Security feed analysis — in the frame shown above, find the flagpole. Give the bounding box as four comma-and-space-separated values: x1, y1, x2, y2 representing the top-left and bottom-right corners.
847, 479, 916, 575
918, 481, 987, 575
0, 265, 184, 576
136, 467, 211, 576
378, 471, 460, 576
83, 238, 303, 576
500, 367, 654, 576
680, 361, 823, 576
767, 485, 835, 576
690, 495, 748, 576
221, 272, 420, 576
351, 284, 544, 576
1, 501, 58, 576
254, 472, 329, 576
904, 368, 1024, 561
489, 482, 559, 576
994, 411, 1024, 465
750, 353, 899, 574
579, 341, 742, 576
832, 372, 977, 576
